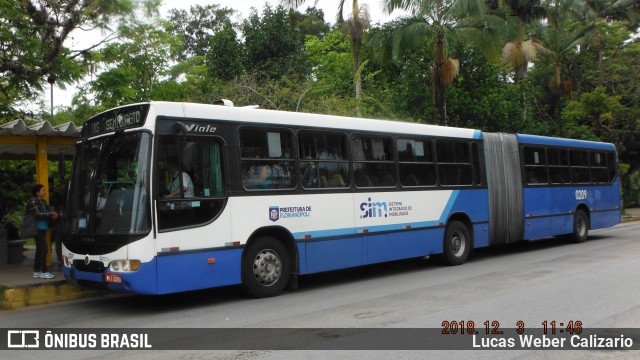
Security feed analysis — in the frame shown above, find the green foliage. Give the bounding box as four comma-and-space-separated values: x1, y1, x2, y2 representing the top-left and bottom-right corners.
291, 7, 331, 39
165, 4, 235, 61
626, 168, 640, 207
0, 0, 159, 118
304, 30, 353, 99
563, 87, 627, 142
86, 22, 179, 108
0, 161, 33, 221
242, 5, 307, 81
207, 21, 245, 82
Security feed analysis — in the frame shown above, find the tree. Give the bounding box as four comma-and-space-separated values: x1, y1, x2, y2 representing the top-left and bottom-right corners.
563, 87, 631, 144
206, 21, 245, 82
285, 0, 370, 116
567, 21, 640, 160
381, 0, 502, 125
242, 5, 306, 81
86, 22, 178, 108
165, 4, 235, 61
291, 7, 331, 39
495, 0, 548, 82
0, 0, 159, 119
342, 0, 370, 116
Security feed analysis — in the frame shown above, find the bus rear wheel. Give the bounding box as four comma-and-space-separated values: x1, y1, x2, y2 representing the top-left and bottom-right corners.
571, 209, 589, 243
443, 220, 471, 266
242, 236, 290, 298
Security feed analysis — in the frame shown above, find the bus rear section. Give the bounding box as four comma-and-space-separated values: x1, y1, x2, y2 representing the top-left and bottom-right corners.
482, 133, 621, 246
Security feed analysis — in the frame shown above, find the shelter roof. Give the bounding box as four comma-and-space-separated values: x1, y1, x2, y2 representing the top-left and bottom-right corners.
0, 120, 80, 160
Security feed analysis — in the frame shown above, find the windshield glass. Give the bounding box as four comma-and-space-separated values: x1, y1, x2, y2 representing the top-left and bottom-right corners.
68, 132, 151, 235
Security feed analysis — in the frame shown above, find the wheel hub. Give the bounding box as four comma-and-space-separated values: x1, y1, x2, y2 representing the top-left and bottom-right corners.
253, 249, 282, 286
451, 232, 465, 257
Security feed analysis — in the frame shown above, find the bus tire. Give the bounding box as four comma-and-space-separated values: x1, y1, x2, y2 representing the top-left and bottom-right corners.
443, 220, 471, 266
242, 236, 290, 298
571, 209, 589, 243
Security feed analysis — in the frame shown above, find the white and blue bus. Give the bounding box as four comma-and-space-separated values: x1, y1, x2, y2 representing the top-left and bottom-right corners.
62, 101, 621, 297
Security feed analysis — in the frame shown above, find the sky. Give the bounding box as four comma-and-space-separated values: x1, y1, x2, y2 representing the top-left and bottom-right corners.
42, 0, 406, 112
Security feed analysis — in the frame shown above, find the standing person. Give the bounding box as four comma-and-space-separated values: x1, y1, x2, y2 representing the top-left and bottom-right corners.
26, 184, 59, 279
48, 177, 64, 268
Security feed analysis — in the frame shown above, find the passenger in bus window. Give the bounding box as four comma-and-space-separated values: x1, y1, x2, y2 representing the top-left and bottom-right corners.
165, 160, 194, 198
244, 164, 272, 189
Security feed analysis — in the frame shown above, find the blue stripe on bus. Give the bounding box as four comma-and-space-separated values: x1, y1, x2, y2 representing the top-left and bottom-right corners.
440, 190, 460, 223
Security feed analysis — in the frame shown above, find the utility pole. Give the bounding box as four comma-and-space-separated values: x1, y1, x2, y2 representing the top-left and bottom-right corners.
47, 75, 56, 118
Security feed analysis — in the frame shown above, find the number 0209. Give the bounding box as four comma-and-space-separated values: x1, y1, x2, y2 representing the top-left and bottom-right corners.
575, 189, 587, 200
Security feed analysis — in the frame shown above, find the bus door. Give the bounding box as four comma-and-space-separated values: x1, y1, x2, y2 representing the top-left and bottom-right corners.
522, 146, 552, 240
153, 120, 232, 291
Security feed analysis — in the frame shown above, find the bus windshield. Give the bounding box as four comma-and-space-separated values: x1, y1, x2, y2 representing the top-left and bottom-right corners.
68, 131, 151, 236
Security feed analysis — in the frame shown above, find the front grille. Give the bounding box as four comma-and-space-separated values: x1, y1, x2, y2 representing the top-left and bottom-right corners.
73, 260, 106, 273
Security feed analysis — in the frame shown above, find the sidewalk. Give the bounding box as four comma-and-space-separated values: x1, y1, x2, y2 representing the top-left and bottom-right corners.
2, 209, 640, 309
622, 207, 640, 222
0, 247, 104, 309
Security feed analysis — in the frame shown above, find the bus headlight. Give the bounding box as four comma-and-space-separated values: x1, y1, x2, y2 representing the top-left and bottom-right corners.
108, 260, 141, 272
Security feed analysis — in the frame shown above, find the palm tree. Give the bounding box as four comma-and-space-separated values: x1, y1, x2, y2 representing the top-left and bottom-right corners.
342, 1, 370, 117
382, 0, 501, 125
496, 0, 548, 82
283, 0, 370, 116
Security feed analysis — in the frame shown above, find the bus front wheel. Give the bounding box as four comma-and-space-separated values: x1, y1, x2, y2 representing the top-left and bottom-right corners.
443, 220, 471, 266
242, 236, 291, 298
571, 209, 589, 243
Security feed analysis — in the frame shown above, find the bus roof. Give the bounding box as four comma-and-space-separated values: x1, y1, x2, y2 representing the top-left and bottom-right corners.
516, 133, 616, 151
147, 101, 482, 140
94, 102, 615, 151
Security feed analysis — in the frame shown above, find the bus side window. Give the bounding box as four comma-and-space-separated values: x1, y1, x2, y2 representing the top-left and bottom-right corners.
523, 146, 548, 185
590, 151, 609, 184
570, 149, 591, 184
351, 135, 395, 188
240, 128, 295, 190
156, 135, 225, 231
436, 140, 472, 186
398, 138, 436, 187
606, 152, 617, 182
298, 131, 349, 189
548, 148, 570, 184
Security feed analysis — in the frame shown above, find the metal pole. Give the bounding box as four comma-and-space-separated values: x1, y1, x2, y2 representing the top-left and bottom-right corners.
47, 75, 55, 118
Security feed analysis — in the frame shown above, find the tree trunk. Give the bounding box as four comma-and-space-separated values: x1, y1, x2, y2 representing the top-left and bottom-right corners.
432, 33, 447, 126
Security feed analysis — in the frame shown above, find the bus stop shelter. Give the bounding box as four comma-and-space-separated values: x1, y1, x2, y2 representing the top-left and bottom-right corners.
0, 119, 80, 265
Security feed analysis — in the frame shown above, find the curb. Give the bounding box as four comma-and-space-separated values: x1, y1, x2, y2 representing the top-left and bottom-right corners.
1, 281, 105, 309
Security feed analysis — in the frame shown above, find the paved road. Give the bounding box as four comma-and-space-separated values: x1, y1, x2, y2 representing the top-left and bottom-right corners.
2, 222, 640, 359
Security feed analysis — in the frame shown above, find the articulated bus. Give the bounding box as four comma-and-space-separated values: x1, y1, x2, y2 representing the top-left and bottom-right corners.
62, 101, 621, 297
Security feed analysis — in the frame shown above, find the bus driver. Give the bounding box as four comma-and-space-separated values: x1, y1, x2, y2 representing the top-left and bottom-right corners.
165, 160, 194, 198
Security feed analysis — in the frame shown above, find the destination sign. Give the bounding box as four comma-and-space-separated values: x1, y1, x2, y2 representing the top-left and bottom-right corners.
81, 105, 150, 138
